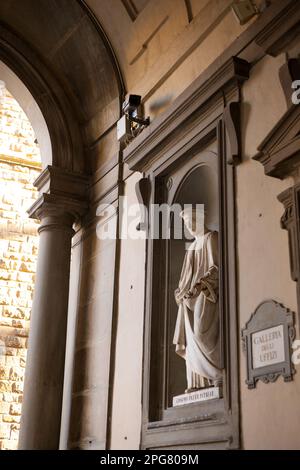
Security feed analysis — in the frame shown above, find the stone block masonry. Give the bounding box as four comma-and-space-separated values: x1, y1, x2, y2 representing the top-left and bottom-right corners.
0, 82, 41, 450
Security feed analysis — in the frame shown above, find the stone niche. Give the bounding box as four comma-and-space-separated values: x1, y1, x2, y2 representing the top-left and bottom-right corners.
166, 148, 220, 404
124, 56, 250, 449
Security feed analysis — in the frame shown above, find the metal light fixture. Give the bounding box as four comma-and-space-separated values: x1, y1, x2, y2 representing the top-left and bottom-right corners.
117, 94, 150, 144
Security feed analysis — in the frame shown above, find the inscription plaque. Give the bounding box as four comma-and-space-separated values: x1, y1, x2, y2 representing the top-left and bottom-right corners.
173, 387, 221, 407
242, 300, 295, 389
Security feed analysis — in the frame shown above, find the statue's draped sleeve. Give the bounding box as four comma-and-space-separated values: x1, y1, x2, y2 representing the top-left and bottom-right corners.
198, 231, 218, 303
173, 248, 194, 358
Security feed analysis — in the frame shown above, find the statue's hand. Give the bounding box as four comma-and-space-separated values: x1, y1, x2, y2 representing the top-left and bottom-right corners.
198, 277, 218, 303
192, 283, 202, 297
199, 282, 210, 297
174, 288, 182, 305
184, 284, 202, 299
183, 290, 194, 299
192, 280, 212, 298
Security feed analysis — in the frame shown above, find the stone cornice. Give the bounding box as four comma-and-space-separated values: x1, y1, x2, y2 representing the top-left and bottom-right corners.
254, 104, 300, 179
123, 0, 300, 173
123, 57, 250, 172
254, 0, 300, 57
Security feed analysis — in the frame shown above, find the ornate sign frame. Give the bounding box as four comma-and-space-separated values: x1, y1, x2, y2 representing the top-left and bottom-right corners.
241, 300, 295, 389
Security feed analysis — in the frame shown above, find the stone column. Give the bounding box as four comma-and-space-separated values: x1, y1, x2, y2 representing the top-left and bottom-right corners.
18, 166, 88, 449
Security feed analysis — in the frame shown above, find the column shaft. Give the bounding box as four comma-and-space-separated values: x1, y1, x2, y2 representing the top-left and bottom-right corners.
18, 215, 74, 449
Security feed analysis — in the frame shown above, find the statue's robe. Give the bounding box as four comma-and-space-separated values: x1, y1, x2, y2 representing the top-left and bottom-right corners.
173, 231, 222, 389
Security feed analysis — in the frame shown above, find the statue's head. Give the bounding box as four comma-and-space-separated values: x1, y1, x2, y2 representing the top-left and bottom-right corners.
180, 206, 206, 238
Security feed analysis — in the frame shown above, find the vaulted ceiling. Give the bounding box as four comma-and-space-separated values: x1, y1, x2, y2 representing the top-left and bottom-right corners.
0, 0, 122, 131
0, 0, 126, 172
0, 0, 215, 125
0, 0, 236, 171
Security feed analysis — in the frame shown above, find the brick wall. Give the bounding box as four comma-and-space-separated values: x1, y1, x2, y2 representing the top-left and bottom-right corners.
0, 81, 41, 450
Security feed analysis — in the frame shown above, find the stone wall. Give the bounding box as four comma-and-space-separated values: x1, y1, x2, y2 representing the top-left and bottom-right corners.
0, 82, 41, 450
238, 54, 299, 450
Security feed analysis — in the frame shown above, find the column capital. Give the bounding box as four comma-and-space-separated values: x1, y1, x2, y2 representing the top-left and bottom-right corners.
27, 165, 89, 222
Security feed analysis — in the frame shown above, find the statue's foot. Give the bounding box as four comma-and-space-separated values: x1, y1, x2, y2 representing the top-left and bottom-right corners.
184, 387, 199, 394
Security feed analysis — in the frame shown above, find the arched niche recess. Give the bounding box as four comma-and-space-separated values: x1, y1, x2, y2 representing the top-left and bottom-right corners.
166, 156, 220, 404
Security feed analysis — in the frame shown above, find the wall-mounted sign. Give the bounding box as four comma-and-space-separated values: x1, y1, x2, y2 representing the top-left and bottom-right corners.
252, 324, 285, 369
241, 300, 295, 389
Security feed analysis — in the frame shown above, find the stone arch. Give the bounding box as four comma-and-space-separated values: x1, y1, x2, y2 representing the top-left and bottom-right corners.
0, 0, 124, 173
0, 23, 82, 172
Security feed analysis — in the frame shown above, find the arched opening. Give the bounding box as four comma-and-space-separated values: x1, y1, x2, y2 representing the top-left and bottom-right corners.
0, 61, 51, 169
0, 71, 43, 450
0, 1, 124, 450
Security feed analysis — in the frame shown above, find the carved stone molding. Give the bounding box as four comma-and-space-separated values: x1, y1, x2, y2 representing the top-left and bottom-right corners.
123, 57, 250, 172
135, 177, 151, 231
254, 104, 300, 179
223, 101, 241, 165
254, 0, 300, 57
278, 185, 300, 326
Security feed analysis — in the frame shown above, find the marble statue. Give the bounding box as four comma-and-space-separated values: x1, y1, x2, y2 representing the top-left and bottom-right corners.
173, 207, 222, 393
